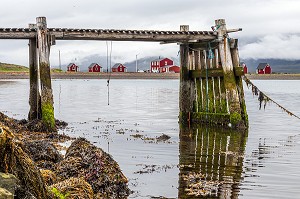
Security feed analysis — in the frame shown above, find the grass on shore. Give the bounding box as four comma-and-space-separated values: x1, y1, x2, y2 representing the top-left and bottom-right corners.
51, 68, 64, 73
0, 62, 28, 72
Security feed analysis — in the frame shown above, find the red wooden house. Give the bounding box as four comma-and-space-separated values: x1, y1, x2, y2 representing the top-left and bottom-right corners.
169, 65, 180, 73
240, 62, 248, 74
88, 63, 102, 72
256, 63, 272, 74
67, 63, 79, 72
159, 65, 180, 73
112, 63, 127, 72
150, 58, 174, 73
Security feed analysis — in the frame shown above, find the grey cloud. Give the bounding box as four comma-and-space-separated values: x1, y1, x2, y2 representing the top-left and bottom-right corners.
0, 0, 300, 65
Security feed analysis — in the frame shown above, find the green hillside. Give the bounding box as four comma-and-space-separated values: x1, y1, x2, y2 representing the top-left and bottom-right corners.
0, 62, 29, 72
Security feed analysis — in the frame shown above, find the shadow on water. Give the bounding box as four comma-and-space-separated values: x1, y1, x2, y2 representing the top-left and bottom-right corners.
178, 126, 248, 198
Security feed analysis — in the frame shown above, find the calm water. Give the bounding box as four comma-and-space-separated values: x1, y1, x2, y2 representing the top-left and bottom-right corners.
0, 79, 300, 198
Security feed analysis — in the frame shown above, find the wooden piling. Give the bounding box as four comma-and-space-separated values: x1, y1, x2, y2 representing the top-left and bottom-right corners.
179, 25, 195, 125
215, 19, 244, 128
28, 24, 41, 120
36, 17, 56, 132
230, 39, 248, 127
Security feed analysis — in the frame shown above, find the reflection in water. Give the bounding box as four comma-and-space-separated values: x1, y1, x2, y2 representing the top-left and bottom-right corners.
179, 126, 248, 198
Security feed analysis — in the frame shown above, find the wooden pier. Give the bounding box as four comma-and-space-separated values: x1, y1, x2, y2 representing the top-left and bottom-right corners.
179, 20, 247, 129
0, 17, 247, 130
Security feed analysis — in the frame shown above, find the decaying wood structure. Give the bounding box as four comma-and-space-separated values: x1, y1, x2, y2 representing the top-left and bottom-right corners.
179, 20, 247, 129
0, 17, 247, 130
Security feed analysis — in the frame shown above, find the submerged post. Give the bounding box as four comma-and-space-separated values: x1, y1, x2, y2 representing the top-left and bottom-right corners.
36, 17, 56, 131
28, 24, 41, 120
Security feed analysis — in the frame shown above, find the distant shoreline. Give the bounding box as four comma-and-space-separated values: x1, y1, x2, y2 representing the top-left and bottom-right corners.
1, 72, 300, 80
0, 72, 180, 79
245, 73, 300, 80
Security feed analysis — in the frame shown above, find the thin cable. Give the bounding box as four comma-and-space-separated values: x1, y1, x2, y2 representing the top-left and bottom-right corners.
243, 76, 300, 120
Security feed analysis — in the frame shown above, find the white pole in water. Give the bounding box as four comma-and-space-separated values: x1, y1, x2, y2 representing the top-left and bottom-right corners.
59, 50, 61, 70
136, 53, 139, 72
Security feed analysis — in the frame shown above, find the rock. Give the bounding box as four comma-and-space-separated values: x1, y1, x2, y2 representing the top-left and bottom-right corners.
156, 133, 171, 142
0, 187, 14, 199
56, 137, 130, 198
0, 126, 49, 199
0, 172, 17, 196
24, 140, 63, 169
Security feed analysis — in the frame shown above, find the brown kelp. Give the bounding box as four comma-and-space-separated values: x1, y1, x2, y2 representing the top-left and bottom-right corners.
0, 125, 50, 199
56, 137, 130, 198
49, 177, 94, 199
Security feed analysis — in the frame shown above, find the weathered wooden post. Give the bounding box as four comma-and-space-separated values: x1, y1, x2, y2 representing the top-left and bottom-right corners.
215, 19, 245, 128
36, 17, 56, 132
230, 39, 248, 125
28, 24, 41, 120
179, 25, 194, 126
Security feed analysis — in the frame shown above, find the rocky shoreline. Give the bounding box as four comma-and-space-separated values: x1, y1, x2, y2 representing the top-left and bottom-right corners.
0, 112, 130, 198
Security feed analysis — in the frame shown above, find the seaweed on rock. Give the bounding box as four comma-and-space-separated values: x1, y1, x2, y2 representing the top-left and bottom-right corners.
56, 137, 130, 198
0, 125, 50, 199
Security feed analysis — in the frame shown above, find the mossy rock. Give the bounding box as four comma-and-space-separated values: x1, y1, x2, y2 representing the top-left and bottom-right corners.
49, 177, 93, 199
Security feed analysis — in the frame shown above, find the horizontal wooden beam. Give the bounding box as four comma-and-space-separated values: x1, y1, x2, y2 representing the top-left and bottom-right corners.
0, 28, 217, 42
189, 41, 219, 50
190, 67, 244, 79
190, 68, 224, 78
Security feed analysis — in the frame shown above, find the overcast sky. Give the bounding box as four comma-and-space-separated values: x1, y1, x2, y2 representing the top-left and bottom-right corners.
0, 0, 299, 67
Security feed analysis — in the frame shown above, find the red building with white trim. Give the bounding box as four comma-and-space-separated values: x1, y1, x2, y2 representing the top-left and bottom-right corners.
88, 63, 102, 72
256, 63, 272, 74
112, 63, 127, 72
150, 58, 174, 73
159, 65, 180, 73
240, 62, 248, 74
67, 63, 79, 72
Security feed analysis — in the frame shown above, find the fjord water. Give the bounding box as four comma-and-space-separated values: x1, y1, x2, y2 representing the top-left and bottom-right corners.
0, 79, 300, 198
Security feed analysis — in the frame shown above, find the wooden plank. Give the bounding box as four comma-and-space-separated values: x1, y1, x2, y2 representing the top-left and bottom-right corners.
0, 26, 217, 41
0, 32, 35, 39
190, 68, 224, 78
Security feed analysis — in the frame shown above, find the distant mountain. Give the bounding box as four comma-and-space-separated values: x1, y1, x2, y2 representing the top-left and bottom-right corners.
56, 54, 180, 72
56, 54, 300, 74
241, 58, 300, 74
